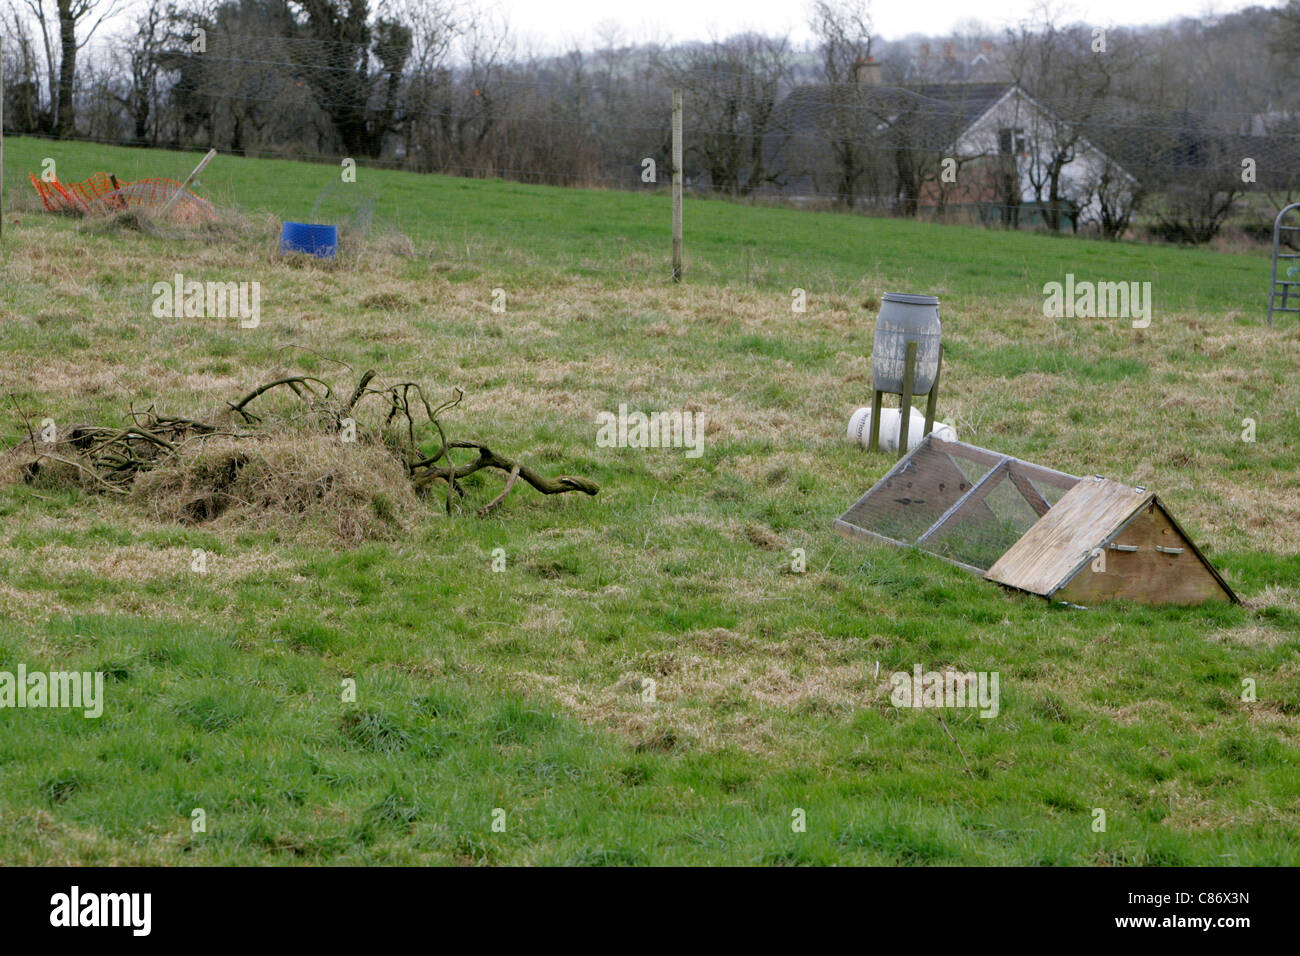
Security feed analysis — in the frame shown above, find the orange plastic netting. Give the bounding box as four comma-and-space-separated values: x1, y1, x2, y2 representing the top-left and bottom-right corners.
30, 172, 217, 223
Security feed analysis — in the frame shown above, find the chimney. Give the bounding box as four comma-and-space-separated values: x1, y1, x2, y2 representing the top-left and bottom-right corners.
980, 40, 994, 54
943, 42, 955, 60
855, 56, 884, 86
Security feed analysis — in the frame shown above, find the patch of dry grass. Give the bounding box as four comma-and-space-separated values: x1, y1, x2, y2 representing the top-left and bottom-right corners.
130, 433, 418, 543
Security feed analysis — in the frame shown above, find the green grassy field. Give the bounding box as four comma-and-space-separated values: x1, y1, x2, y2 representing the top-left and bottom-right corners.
0, 136, 1297, 865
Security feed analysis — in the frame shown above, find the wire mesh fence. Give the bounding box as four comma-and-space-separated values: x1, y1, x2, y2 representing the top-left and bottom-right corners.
3, 17, 1298, 232
2, 12, 1296, 320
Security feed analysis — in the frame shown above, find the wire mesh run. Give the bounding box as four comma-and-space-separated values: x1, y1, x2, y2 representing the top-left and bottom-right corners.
835, 435, 1081, 573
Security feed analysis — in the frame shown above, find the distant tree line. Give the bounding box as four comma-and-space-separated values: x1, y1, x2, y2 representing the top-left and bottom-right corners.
3, 0, 1299, 244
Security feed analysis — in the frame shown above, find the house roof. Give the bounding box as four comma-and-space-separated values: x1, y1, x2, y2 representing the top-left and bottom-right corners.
903, 82, 1012, 128
775, 81, 1013, 145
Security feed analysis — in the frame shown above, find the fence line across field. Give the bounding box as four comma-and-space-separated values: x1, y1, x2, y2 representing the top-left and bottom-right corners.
3, 30, 1296, 187
2, 33, 1292, 302
4, 129, 1287, 203
2, 33, 5, 242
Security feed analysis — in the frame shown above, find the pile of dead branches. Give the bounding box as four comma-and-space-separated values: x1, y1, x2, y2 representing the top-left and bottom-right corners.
11, 368, 599, 525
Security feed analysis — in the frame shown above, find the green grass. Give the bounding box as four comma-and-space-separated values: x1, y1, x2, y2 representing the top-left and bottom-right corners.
0, 137, 1296, 865
2, 135, 1272, 312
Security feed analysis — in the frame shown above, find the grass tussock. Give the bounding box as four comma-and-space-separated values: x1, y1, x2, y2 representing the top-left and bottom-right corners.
130, 434, 416, 543
11, 430, 417, 543
76, 201, 256, 244
5, 362, 596, 543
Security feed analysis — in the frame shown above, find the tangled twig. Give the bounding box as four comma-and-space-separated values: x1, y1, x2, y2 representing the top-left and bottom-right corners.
11, 368, 599, 516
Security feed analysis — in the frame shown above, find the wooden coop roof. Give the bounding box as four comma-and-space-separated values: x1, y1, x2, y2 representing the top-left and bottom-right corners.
984, 478, 1151, 595
985, 477, 1239, 604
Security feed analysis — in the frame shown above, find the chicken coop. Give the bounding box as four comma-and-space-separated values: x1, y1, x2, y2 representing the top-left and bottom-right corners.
834, 434, 1238, 606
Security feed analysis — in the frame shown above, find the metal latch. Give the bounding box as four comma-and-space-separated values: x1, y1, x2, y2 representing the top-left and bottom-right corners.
1109, 544, 1139, 552
1155, 546, 1184, 555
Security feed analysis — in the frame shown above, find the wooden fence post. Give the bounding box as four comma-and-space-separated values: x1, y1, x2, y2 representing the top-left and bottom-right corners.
1, 34, 6, 242
672, 88, 682, 282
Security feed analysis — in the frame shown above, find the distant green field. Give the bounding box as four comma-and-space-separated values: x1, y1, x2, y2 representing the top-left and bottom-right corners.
0, 136, 1296, 865
1, 135, 1272, 312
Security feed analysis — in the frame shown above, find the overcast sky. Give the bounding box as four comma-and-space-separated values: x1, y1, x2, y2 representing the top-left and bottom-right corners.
79, 0, 1285, 53
493, 0, 1283, 52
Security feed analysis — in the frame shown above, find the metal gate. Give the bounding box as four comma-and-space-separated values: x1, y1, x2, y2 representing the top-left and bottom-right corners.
1268, 202, 1300, 327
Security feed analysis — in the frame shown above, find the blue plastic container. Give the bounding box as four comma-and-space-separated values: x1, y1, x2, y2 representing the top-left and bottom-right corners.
280, 221, 338, 259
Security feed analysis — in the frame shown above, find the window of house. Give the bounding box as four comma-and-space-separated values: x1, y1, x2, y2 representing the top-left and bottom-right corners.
998, 128, 1027, 155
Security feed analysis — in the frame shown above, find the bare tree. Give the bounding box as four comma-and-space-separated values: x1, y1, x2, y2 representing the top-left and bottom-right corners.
1149, 121, 1243, 245
116, 0, 166, 144
22, 0, 124, 136
1001, 17, 1126, 231
807, 0, 874, 208
18, 0, 59, 126
431, 15, 511, 175
1096, 157, 1142, 238
872, 90, 965, 217
397, 0, 458, 167
656, 33, 793, 197
0, 2, 51, 130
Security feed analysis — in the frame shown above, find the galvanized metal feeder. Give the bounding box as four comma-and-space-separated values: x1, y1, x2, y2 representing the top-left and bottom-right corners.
868, 293, 944, 459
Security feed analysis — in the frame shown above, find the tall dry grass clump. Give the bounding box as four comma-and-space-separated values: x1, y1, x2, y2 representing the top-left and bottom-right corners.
4, 366, 598, 542
130, 433, 415, 543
